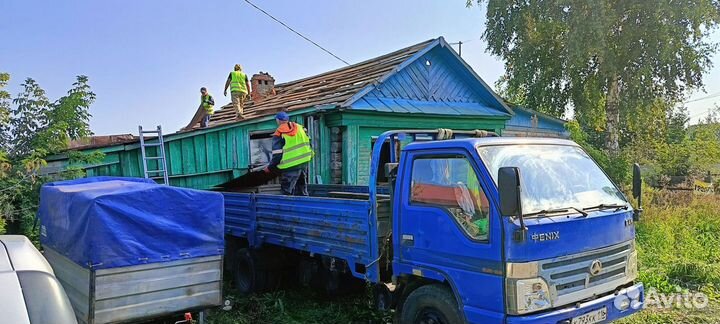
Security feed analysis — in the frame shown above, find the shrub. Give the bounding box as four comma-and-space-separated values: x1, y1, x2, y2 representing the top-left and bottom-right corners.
635, 193, 720, 293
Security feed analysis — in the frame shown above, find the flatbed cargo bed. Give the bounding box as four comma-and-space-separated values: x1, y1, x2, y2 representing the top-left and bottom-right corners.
222, 184, 389, 281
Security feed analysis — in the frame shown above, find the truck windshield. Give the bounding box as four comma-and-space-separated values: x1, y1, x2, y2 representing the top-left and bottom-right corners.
477, 144, 627, 215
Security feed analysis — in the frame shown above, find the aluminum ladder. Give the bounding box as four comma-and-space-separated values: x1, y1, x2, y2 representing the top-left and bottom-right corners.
138, 125, 170, 185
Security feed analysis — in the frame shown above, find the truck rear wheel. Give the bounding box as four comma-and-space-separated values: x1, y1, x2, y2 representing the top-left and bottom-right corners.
233, 248, 267, 295
398, 284, 462, 324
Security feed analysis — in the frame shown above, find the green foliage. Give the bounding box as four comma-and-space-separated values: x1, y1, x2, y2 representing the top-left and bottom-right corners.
686, 123, 720, 175
0, 72, 102, 238
617, 192, 720, 323
48, 75, 95, 140
0, 73, 10, 149
472, 0, 720, 152
10, 78, 50, 158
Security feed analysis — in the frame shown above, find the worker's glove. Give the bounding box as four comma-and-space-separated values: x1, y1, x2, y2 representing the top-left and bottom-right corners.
263, 167, 271, 174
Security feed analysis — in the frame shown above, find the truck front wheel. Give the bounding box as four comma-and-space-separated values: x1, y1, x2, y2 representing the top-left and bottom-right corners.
398, 284, 462, 324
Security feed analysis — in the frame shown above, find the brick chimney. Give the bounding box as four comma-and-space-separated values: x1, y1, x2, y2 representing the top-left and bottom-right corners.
250, 72, 276, 103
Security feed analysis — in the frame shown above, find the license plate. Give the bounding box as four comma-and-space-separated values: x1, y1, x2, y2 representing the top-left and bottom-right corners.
571, 307, 607, 324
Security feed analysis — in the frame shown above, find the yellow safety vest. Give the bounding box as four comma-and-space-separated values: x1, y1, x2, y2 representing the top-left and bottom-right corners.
230, 71, 248, 94
278, 125, 313, 169
201, 94, 214, 114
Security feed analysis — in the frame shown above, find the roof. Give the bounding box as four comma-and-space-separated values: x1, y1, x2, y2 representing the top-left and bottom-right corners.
198, 39, 438, 129
68, 134, 138, 150
512, 106, 567, 124
506, 106, 568, 134
189, 37, 511, 130
404, 136, 579, 152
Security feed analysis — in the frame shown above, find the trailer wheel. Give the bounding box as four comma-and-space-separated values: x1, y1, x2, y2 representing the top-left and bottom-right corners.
233, 248, 266, 295
398, 284, 462, 324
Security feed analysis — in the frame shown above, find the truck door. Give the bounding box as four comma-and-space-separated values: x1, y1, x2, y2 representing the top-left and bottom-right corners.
396, 149, 505, 323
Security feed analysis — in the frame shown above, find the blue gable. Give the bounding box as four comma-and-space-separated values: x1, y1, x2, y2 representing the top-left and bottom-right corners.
507, 107, 567, 132
505, 106, 569, 138
343, 38, 511, 117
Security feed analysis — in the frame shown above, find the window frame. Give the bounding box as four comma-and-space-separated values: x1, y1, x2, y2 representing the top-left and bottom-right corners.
407, 153, 492, 243
248, 130, 275, 168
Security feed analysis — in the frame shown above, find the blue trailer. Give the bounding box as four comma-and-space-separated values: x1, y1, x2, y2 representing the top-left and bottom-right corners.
38, 177, 225, 324
222, 129, 645, 324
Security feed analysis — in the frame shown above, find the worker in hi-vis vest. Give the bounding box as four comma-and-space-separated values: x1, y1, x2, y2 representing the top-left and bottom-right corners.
199, 87, 214, 128
265, 111, 313, 196
223, 64, 251, 120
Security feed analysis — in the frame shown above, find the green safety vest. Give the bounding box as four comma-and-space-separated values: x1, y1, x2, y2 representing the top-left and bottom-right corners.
230, 71, 248, 94
201, 94, 214, 114
278, 124, 313, 169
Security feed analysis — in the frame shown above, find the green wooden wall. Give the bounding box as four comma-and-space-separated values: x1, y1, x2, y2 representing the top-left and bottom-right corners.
326, 111, 507, 185
50, 109, 507, 189
64, 109, 316, 189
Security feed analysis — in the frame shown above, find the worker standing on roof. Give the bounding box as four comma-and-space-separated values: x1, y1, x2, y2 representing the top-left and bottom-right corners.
200, 87, 215, 128
224, 64, 251, 120
265, 112, 313, 196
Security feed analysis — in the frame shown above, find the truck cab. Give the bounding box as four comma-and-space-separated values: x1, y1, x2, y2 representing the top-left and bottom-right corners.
381, 132, 644, 323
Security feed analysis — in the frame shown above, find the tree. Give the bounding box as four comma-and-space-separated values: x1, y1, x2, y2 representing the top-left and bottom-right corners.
49, 75, 95, 140
33, 76, 96, 155
0, 73, 102, 237
0, 73, 10, 150
10, 78, 50, 158
472, 0, 720, 154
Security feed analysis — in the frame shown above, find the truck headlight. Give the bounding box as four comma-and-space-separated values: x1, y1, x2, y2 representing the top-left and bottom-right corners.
626, 250, 638, 280
507, 277, 552, 314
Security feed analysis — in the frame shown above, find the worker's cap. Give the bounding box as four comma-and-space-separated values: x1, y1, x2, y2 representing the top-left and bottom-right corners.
275, 111, 290, 121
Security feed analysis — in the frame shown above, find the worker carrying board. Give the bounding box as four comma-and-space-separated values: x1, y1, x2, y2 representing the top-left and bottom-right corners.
199, 87, 214, 128
182, 87, 216, 130
264, 111, 314, 196
224, 64, 251, 120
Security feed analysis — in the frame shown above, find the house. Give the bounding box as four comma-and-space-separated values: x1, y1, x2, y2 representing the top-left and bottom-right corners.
46, 37, 514, 189
504, 106, 569, 138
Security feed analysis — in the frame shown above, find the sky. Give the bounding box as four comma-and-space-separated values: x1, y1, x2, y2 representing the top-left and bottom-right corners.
1, 1, 718, 135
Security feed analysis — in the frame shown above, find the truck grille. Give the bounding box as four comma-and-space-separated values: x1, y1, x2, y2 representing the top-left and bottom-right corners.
539, 241, 632, 297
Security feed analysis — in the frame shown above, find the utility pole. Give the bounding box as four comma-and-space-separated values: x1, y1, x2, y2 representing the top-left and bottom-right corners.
450, 41, 464, 57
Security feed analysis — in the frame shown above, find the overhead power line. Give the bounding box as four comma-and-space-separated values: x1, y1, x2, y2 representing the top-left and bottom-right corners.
683, 91, 720, 104
242, 0, 351, 66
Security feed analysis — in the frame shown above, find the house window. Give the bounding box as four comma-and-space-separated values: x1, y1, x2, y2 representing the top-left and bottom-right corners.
409, 155, 490, 241
249, 131, 274, 168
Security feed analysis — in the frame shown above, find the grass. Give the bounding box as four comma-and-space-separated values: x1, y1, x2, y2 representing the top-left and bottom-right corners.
208, 191, 720, 324
207, 286, 389, 324
616, 191, 720, 323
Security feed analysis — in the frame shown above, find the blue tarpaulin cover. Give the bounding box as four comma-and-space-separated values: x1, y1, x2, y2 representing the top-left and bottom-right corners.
38, 177, 224, 269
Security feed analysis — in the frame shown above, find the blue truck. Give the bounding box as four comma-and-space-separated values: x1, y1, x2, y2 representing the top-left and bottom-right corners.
222, 129, 645, 324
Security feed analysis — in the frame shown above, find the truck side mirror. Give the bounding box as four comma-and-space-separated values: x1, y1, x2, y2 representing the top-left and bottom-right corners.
632, 163, 642, 200
498, 167, 522, 216
498, 167, 526, 242
632, 163, 643, 221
